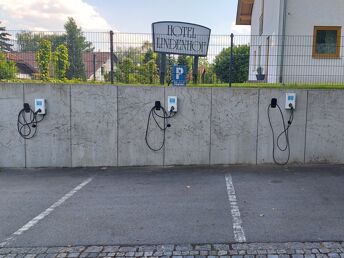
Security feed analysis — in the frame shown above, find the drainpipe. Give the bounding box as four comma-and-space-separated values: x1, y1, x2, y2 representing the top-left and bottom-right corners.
279, 0, 287, 83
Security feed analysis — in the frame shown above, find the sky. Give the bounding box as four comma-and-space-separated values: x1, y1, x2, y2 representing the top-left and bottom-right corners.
0, 0, 250, 34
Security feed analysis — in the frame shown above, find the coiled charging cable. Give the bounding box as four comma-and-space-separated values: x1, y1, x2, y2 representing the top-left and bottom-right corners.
267, 99, 294, 165
17, 103, 45, 139
145, 101, 176, 151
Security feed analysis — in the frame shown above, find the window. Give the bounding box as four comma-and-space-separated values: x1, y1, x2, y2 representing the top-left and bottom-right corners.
313, 26, 341, 58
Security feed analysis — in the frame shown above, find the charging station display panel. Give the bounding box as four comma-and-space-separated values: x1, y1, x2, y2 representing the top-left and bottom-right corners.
285, 93, 296, 109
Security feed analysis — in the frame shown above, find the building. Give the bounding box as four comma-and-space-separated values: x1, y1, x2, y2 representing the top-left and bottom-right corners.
6, 52, 117, 81
236, 0, 344, 84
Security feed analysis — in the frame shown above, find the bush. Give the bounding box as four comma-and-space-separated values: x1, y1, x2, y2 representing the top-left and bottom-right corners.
53, 44, 69, 80
0, 52, 16, 80
214, 45, 250, 83
36, 39, 52, 81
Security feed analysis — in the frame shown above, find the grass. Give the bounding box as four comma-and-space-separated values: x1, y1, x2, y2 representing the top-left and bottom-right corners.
1, 79, 344, 90
191, 82, 344, 89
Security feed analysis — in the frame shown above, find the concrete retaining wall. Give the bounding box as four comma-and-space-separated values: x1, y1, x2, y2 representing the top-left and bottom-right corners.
1, 83, 344, 167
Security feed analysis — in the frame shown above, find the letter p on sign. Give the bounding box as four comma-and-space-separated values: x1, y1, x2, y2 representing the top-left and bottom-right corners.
176, 67, 184, 80
172, 65, 187, 86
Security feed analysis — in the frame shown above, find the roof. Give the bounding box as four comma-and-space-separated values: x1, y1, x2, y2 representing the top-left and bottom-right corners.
6, 52, 116, 78
6, 52, 38, 73
236, 0, 254, 25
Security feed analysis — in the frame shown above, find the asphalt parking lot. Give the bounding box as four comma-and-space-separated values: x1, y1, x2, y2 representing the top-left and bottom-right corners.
0, 165, 343, 247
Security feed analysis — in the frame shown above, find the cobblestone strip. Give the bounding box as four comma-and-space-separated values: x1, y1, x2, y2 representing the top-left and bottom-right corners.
0, 242, 343, 258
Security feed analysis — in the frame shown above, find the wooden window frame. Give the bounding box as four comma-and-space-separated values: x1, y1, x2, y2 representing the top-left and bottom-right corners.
312, 26, 341, 59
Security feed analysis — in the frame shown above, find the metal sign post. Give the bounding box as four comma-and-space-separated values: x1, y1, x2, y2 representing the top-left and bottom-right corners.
193, 56, 199, 84
159, 53, 166, 85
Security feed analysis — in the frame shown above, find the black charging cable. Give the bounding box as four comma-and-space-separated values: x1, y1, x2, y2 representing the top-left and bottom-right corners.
17, 103, 45, 139
267, 98, 294, 165
145, 101, 176, 151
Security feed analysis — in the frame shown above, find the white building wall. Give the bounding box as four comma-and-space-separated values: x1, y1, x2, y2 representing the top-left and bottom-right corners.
282, 0, 344, 83
16, 73, 32, 79
249, 0, 282, 82
88, 59, 112, 82
248, 0, 262, 81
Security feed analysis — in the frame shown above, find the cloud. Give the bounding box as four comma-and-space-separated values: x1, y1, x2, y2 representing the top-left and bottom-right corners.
230, 22, 251, 35
0, 0, 113, 31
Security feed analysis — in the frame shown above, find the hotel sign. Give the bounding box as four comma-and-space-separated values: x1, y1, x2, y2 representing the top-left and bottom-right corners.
152, 21, 211, 57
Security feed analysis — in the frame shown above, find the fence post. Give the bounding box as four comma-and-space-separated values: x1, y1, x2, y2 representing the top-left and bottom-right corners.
229, 33, 234, 87
93, 53, 96, 81
159, 53, 166, 85
193, 56, 199, 84
110, 30, 114, 84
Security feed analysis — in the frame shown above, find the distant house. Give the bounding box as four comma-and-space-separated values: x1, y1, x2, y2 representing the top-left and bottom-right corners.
236, 0, 344, 83
6, 52, 118, 81
6, 52, 37, 79
83, 52, 118, 81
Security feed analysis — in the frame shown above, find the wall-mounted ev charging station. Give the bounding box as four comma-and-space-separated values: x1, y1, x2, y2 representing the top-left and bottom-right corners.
285, 93, 296, 110
267, 93, 295, 165
145, 96, 178, 151
17, 99, 46, 139
168, 96, 177, 112
34, 99, 46, 115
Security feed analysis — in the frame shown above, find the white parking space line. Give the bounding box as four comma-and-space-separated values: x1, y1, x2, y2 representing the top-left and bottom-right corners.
0, 177, 93, 247
225, 173, 246, 243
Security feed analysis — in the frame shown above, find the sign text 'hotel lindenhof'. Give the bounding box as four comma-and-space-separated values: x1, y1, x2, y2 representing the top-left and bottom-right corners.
152, 21, 211, 57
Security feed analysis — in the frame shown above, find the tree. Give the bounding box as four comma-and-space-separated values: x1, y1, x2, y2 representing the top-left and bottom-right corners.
143, 48, 155, 64
36, 40, 52, 80
53, 44, 69, 80
177, 55, 192, 71
17, 32, 41, 51
0, 23, 13, 52
199, 58, 217, 84
119, 57, 135, 84
17, 32, 65, 52
213, 45, 250, 83
0, 52, 16, 79
141, 41, 152, 52
116, 46, 142, 65
165, 55, 176, 85
144, 59, 158, 84
64, 17, 93, 80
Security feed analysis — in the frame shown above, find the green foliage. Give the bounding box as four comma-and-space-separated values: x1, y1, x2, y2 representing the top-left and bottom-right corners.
0, 51, 16, 79
17, 32, 65, 52
36, 39, 52, 81
16, 18, 92, 80
165, 55, 176, 85
0, 23, 13, 52
144, 60, 159, 84
177, 55, 193, 72
119, 57, 134, 84
198, 58, 217, 84
17, 32, 41, 51
116, 46, 142, 64
53, 44, 69, 80
213, 45, 250, 83
65, 17, 92, 80
143, 48, 156, 64
114, 41, 160, 85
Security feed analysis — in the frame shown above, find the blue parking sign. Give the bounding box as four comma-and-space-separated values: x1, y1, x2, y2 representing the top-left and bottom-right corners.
172, 65, 187, 86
